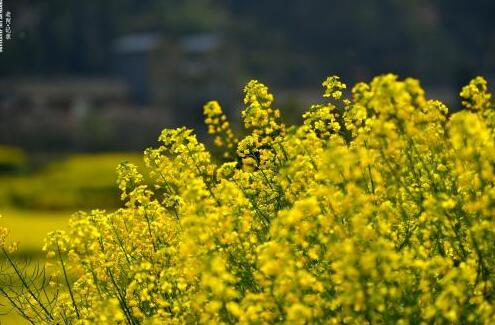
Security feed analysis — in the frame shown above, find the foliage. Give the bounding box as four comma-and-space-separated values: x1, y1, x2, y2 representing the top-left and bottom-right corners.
2, 74, 495, 324
0, 154, 142, 211
0, 145, 27, 173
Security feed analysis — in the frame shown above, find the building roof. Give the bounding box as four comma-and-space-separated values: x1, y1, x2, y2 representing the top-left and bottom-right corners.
179, 33, 222, 53
112, 33, 162, 54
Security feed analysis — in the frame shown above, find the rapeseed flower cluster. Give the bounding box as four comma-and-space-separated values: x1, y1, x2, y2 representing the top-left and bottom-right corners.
2, 74, 495, 324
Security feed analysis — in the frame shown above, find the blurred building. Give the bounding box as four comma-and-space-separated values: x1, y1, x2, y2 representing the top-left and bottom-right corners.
112, 33, 162, 105
0, 77, 128, 125
164, 32, 239, 126
112, 31, 240, 128
0, 77, 172, 151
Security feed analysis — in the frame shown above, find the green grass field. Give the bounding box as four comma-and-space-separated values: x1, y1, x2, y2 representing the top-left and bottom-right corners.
0, 208, 70, 254
0, 153, 143, 211
0, 153, 143, 323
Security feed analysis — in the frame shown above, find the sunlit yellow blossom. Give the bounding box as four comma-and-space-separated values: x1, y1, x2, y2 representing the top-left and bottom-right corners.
2, 75, 495, 324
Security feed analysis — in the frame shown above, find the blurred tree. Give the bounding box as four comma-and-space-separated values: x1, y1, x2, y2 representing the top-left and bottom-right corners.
0, 0, 493, 89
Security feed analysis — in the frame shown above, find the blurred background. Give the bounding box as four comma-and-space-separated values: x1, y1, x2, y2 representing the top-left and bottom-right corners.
0, 0, 495, 276
1, 0, 495, 152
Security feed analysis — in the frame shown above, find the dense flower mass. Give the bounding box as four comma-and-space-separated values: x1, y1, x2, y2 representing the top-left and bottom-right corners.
2, 74, 495, 324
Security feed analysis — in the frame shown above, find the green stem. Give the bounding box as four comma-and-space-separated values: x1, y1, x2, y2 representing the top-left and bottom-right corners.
1, 248, 54, 321
56, 242, 80, 319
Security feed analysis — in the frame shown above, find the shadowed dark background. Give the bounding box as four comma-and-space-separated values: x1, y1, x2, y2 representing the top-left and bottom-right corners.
0, 0, 494, 152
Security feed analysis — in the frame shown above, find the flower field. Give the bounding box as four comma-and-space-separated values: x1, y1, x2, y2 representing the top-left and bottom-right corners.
2, 74, 495, 324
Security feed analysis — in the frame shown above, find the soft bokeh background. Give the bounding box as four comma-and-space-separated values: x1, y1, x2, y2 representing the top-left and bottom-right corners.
0, 0, 494, 321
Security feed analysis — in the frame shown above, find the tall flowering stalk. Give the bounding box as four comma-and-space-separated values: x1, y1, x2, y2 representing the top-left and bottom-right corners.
1, 75, 495, 324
